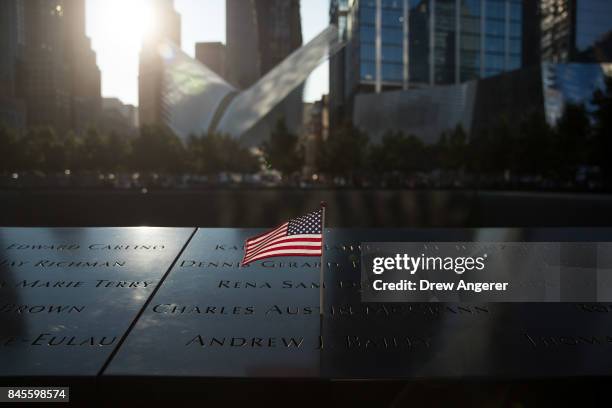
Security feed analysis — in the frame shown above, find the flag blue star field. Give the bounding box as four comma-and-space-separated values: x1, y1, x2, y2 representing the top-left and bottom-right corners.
241, 210, 323, 266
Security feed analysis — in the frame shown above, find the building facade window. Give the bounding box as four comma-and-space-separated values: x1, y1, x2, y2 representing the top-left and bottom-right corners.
343, 0, 523, 92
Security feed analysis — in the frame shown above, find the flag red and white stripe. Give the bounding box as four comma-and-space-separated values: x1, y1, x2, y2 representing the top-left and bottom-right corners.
241, 210, 323, 265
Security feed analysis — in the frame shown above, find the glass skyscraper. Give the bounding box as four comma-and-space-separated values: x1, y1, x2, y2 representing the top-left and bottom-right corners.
334, 0, 522, 94
541, 0, 612, 62
0, 0, 26, 129
139, 0, 181, 127
0, 0, 24, 98
226, 0, 303, 89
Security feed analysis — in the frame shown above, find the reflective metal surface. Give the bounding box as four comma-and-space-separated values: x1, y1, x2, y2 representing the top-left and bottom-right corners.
322, 228, 612, 379
106, 229, 321, 377
0, 227, 194, 376
107, 227, 612, 379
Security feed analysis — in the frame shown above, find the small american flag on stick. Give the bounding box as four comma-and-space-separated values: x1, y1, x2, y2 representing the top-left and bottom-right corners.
241, 209, 324, 266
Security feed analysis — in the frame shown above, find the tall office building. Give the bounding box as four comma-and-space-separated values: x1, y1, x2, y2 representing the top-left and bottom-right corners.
254, 0, 303, 75
226, 0, 302, 89
0, 0, 26, 129
64, 0, 101, 131
225, 1, 260, 89
101, 97, 139, 135
329, 0, 349, 126
337, 0, 612, 143
139, 0, 181, 126
331, 0, 523, 113
0, 0, 24, 98
2, 0, 100, 131
225, 0, 304, 140
540, 0, 612, 62
521, 0, 542, 67
195, 42, 226, 78
22, 0, 72, 131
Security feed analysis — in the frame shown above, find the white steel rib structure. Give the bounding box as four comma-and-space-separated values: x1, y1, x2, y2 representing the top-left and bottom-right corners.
159, 26, 341, 145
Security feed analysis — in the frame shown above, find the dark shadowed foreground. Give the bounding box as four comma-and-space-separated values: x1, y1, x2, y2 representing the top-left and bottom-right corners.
1, 189, 611, 227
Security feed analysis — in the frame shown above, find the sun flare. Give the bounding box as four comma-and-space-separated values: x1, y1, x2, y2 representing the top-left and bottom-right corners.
94, 0, 155, 43
87, 0, 159, 105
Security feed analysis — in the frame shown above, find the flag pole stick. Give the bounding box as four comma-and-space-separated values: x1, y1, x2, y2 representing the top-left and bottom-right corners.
319, 201, 327, 319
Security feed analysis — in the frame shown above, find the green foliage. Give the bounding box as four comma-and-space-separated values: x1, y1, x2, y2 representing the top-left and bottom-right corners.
81, 128, 107, 171
106, 130, 133, 171
592, 77, 612, 183
131, 125, 186, 174
19, 127, 64, 172
438, 125, 468, 171
0, 125, 20, 172
261, 119, 303, 176
369, 131, 427, 175
467, 123, 510, 175
514, 111, 555, 176
2, 77, 611, 189
0, 121, 260, 176
62, 131, 85, 171
188, 132, 259, 175
317, 121, 369, 180
554, 103, 591, 178
227, 140, 260, 174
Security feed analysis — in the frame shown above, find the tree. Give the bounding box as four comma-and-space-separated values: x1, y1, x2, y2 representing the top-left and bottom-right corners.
0, 125, 20, 173
261, 119, 303, 177
62, 131, 85, 171
318, 121, 369, 183
554, 103, 591, 179
105, 130, 132, 171
187, 133, 259, 175
369, 131, 426, 180
131, 125, 186, 174
467, 128, 494, 175
490, 117, 514, 174
185, 134, 205, 174
222, 136, 259, 174
439, 125, 468, 171
19, 127, 64, 173
592, 77, 612, 186
514, 111, 555, 177
81, 128, 107, 171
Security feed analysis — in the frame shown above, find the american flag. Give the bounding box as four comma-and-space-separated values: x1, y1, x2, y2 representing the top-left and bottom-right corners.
241, 209, 323, 266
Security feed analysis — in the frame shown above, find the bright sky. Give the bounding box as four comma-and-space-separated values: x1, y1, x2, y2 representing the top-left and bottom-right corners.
86, 0, 330, 107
